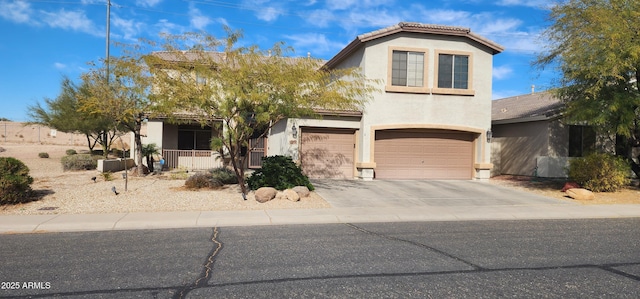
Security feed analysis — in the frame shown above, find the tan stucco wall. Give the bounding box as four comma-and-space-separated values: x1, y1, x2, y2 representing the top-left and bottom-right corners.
335, 33, 495, 178
492, 120, 551, 176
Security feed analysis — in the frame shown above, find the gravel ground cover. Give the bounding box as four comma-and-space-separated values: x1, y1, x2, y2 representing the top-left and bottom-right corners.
0, 143, 330, 215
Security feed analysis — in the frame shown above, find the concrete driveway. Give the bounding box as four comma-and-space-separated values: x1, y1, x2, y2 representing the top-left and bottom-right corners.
312, 179, 573, 208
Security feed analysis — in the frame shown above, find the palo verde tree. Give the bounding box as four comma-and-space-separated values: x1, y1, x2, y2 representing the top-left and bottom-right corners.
27, 76, 121, 155
147, 29, 376, 196
536, 0, 640, 178
79, 53, 155, 176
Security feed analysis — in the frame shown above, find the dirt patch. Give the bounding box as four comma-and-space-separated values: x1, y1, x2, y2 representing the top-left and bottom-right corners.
490, 175, 640, 205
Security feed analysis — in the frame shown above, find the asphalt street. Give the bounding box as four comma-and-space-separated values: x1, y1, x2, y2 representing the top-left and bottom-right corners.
1, 219, 639, 298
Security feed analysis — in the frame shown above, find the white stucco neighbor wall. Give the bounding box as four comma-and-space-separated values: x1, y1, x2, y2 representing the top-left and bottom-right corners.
331, 33, 495, 179
142, 121, 164, 151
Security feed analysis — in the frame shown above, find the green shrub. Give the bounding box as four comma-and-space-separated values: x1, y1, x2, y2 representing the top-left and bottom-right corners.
38, 152, 49, 158
247, 155, 314, 191
169, 167, 189, 180
208, 167, 238, 184
100, 172, 114, 181
61, 154, 99, 171
0, 157, 34, 204
66, 149, 77, 156
185, 172, 223, 189
568, 153, 630, 192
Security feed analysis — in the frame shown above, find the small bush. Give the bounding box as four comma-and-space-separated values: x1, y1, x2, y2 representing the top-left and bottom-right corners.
208, 167, 238, 185
66, 149, 77, 156
38, 152, 49, 158
61, 154, 99, 171
247, 155, 314, 191
0, 157, 34, 204
185, 172, 223, 189
568, 153, 630, 192
169, 167, 189, 180
101, 172, 114, 181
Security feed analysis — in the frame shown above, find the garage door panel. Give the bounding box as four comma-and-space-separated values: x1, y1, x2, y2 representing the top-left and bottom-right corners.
300, 128, 355, 179
375, 129, 474, 180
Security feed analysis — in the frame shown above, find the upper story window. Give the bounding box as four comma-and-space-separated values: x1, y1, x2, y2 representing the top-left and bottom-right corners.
437, 54, 468, 89
392, 51, 424, 87
433, 50, 474, 96
386, 47, 429, 93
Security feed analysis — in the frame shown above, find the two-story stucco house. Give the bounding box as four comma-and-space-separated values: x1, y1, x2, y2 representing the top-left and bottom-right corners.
141, 22, 503, 180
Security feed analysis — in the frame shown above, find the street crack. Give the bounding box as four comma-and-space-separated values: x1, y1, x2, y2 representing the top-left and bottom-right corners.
345, 223, 483, 270
174, 226, 223, 299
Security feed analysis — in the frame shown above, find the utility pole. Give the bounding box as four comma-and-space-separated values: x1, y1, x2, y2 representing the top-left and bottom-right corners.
106, 0, 110, 76
105, 0, 128, 191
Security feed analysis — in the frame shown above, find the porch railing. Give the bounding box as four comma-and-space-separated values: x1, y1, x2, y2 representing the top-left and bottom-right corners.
162, 149, 223, 170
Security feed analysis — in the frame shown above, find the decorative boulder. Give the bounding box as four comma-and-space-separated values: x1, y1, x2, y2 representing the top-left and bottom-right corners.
255, 187, 277, 203
565, 188, 595, 201
274, 191, 286, 200
292, 186, 311, 198
284, 189, 300, 202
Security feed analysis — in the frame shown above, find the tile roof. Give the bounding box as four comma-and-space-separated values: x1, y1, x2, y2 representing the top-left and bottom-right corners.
324, 22, 504, 69
492, 91, 563, 123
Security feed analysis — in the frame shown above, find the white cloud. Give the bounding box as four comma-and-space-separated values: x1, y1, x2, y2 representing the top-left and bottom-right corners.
326, 0, 393, 10
256, 6, 283, 22
40, 9, 102, 37
284, 33, 346, 56
496, 0, 553, 9
306, 9, 334, 28
53, 62, 66, 70
0, 0, 34, 24
155, 19, 184, 35
215, 17, 229, 27
344, 9, 401, 30
326, 0, 358, 10
188, 4, 212, 30
493, 66, 513, 80
135, 0, 162, 7
477, 18, 522, 35
111, 13, 145, 41
241, 0, 285, 22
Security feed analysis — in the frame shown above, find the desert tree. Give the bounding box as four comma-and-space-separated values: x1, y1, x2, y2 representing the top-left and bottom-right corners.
27, 76, 121, 155
147, 29, 377, 196
79, 52, 156, 176
536, 0, 640, 178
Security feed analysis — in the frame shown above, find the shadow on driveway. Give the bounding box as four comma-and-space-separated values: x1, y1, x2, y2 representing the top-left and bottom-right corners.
311, 179, 574, 208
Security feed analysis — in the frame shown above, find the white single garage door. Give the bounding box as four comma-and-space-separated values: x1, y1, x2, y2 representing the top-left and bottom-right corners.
300, 127, 355, 179
374, 129, 474, 179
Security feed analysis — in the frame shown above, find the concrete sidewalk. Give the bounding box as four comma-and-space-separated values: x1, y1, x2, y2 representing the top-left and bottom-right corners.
2, 203, 640, 234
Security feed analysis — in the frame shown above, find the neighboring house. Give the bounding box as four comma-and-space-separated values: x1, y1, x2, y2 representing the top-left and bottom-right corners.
491, 91, 598, 178
142, 22, 504, 180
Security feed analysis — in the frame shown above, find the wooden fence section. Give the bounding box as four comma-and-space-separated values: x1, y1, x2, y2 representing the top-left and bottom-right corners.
162, 149, 223, 170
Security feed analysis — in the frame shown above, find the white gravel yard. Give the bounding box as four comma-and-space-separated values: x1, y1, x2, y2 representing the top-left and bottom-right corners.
0, 143, 330, 215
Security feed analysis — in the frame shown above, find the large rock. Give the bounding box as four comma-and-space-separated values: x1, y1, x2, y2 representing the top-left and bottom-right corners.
284, 189, 300, 202
565, 188, 595, 201
255, 187, 277, 203
292, 186, 311, 198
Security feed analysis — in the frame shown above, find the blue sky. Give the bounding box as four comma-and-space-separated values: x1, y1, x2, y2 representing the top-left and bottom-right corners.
0, 0, 557, 122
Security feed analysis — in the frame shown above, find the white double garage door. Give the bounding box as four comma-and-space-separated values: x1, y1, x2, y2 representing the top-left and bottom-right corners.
300, 128, 474, 180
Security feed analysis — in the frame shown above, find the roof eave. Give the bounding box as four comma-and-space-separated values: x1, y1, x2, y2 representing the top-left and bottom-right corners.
323, 23, 504, 69
492, 114, 562, 125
